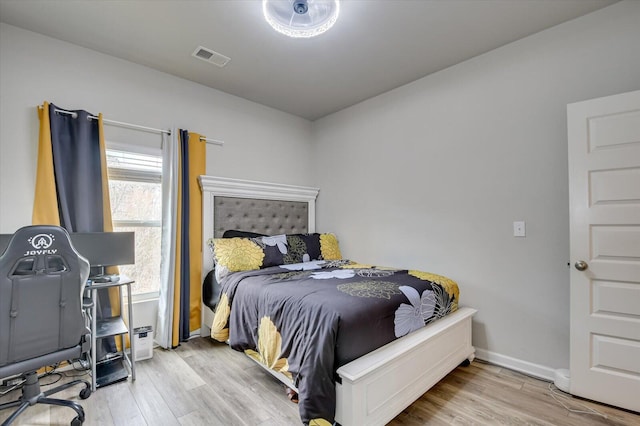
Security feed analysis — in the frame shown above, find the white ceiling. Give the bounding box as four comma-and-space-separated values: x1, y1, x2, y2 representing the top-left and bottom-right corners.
0, 0, 617, 121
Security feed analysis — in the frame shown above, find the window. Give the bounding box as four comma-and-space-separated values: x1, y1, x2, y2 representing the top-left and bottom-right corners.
107, 149, 162, 297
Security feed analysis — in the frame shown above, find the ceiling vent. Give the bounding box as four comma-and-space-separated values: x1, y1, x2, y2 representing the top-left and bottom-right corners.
192, 46, 230, 68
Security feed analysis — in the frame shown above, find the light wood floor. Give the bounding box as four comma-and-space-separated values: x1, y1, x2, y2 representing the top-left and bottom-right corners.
1, 337, 638, 425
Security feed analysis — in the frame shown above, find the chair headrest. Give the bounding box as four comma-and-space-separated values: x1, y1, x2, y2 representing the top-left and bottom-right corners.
0, 225, 88, 274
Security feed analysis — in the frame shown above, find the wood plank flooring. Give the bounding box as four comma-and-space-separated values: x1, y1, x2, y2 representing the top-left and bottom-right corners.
1, 337, 638, 425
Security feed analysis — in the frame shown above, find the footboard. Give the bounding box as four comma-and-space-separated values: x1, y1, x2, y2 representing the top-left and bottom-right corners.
335, 307, 476, 426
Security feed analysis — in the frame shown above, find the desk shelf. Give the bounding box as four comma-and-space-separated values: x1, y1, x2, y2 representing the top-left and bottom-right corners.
96, 317, 128, 339
87, 278, 136, 391
95, 356, 129, 388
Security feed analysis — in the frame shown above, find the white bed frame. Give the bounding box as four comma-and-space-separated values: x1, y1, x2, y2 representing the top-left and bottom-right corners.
199, 175, 476, 426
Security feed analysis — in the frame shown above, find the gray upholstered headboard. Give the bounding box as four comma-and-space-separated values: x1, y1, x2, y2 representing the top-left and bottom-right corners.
213, 196, 309, 237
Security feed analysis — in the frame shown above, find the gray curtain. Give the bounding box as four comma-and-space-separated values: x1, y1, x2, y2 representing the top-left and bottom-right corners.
47, 103, 116, 356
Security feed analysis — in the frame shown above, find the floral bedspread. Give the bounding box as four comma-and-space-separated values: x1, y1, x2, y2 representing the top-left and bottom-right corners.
211, 260, 459, 425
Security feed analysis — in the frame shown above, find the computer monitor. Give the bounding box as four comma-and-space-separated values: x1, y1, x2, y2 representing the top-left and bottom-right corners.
0, 231, 135, 269
70, 232, 135, 268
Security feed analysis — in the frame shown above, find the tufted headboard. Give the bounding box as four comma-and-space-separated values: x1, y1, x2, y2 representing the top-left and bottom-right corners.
198, 176, 319, 335
213, 196, 309, 238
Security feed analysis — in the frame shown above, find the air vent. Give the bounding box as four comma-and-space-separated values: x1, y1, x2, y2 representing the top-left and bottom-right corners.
192, 46, 230, 68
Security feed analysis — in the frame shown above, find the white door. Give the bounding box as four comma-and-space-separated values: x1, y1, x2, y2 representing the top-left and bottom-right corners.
568, 90, 640, 413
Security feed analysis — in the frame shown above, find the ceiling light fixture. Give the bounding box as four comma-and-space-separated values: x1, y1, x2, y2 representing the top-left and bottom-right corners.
263, 0, 340, 39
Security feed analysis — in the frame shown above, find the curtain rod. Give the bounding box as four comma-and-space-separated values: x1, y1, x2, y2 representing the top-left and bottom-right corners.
38, 106, 224, 146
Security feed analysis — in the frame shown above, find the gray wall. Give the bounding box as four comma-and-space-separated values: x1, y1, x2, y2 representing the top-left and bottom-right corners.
0, 23, 313, 233
311, 1, 640, 371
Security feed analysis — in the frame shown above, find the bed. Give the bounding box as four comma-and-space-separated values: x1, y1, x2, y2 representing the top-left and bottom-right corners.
199, 175, 476, 426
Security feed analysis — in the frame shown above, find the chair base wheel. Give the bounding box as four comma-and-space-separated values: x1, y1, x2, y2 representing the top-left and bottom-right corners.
79, 387, 91, 400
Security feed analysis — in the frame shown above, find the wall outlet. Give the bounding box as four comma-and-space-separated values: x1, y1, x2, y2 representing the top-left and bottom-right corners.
513, 221, 526, 237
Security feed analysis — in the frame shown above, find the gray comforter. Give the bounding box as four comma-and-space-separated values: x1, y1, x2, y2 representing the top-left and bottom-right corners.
211, 259, 459, 425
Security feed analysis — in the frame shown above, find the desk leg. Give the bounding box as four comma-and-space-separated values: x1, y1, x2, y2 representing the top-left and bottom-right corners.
91, 287, 97, 392
127, 282, 135, 381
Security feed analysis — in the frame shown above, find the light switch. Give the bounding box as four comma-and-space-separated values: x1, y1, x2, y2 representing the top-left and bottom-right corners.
513, 221, 526, 237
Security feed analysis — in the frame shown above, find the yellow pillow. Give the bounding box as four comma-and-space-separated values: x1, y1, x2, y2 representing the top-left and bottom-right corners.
320, 233, 342, 260
213, 237, 265, 272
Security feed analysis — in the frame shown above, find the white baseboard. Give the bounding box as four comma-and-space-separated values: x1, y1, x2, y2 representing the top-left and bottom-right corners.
474, 348, 556, 382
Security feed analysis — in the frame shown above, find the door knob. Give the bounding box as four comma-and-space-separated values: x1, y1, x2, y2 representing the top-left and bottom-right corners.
574, 260, 588, 271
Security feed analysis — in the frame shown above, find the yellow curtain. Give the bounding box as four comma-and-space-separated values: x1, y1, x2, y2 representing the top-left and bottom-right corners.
188, 132, 205, 332
32, 101, 60, 225
97, 113, 122, 319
